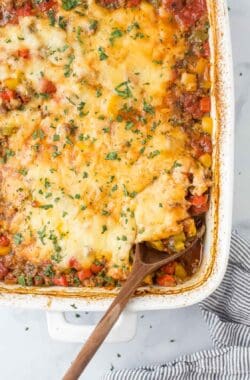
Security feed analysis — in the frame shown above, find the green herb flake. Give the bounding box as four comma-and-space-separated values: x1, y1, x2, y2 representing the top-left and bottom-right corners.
105, 152, 120, 161
62, 0, 79, 11
114, 81, 132, 99
172, 161, 182, 169
44, 264, 54, 277
101, 225, 108, 234
148, 150, 160, 159
125, 121, 134, 130
98, 47, 108, 61
18, 275, 26, 286
143, 100, 155, 115
47, 9, 56, 26
58, 16, 67, 30
32, 129, 45, 140
53, 134, 60, 142
40, 204, 53, 210
51, 252, 63, 263
37, 226, 47, 245
13, 233, 23, 245
82, 171, 88, 178
109, 28, 123, 45
18, 168, 28, 176
89, 19, 98, 32
96, 88, 102, 97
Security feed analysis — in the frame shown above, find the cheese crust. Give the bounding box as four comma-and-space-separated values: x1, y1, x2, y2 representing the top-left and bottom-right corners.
0, 0, 212, 287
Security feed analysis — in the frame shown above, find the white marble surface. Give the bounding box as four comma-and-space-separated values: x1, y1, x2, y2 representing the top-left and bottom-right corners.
1, 1, 249, 379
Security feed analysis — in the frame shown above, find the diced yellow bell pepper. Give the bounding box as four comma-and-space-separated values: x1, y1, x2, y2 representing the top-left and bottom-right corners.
201, 80, 211, 89
195, 58, 208, 74
202, 116, 213, 135
199, 153, 212, 168
174, 240, 185, 252
148, 240, 165, 251
0, 246, 11, 256
184, 219, 197, 238
143, 274, 153, 285
173, 232, 185, 252
181, 73, 197, 91
175, 263, 187, 280
4, 78, 19, 90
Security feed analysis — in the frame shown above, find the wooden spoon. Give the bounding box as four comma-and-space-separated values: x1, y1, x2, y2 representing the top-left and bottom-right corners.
63, 225, 205, 380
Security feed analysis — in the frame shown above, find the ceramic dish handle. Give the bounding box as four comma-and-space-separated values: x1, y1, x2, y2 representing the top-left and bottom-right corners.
46, 310, 137, 343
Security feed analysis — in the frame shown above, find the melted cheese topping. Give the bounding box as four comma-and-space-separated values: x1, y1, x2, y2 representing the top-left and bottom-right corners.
0, 1, 210, 270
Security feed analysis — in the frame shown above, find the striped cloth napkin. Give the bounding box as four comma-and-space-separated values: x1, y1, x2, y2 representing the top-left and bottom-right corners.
103, 231, 250, 380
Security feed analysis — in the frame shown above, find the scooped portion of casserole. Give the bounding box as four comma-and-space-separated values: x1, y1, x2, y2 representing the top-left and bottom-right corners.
0, 0, 212, 287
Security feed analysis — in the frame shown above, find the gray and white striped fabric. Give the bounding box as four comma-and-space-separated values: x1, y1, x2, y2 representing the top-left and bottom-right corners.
103, 230, 250, 380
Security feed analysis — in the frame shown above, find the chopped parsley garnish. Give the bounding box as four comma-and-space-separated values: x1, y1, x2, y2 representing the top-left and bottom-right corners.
101, 225, 108, 234
122, 185, 137, 198
82, 171, 88, 178
78, 101, 88, 117
109, 28, 123, 45
143, 100, 155, 114
18, 275, 26, 286
47, 10, 56, 26
18, 168, 28, 176
58, 16, 67, 30
32, 129, 45, 140
172, 161, 182, 169
64, 54, 75, 77
98, 47, 108, 61
53, 134, 60, 141
62, 0, 79, 10
127, 22, 140, 32
40, 204, 53, 210
96, 88, 102, 97
13, 233, 23, 245
101, 209, 110, 216
89, 20, 98, 32
44, 264, 54, 277
37, 226, 47, 245
115, 81, 132, 99
125, 121, 134, 130
148, 150, 160, 159
51, 252, 63, 263
105, 152, 120, 161
102, 127, 110, 133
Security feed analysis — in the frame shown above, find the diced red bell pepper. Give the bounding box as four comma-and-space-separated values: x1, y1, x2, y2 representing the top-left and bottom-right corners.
18, 48, 30, 59
41, 79, 56, 94
90, 263, 104, 274
52, 275, 68, 287
189, 194, 209, 215
200, 97, 211, 113
16, 3, 33, 17
0, 235, 10, 247
69, 257, 82, 271
156, 274, 176, 287
127, 0, 141, 7
162, 262, 176, 275
78, 268, 92, 281
36, 0, 56, 12
0, 89, 15, 102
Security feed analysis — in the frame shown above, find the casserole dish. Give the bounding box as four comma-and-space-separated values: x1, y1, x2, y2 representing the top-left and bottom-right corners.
0, 0, 234, 343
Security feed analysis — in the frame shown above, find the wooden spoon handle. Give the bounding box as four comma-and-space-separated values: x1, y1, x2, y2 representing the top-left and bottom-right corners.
63, 264, 148, 380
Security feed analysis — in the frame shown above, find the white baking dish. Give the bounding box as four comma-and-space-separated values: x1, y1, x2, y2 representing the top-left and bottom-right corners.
0, 0, 234, 343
